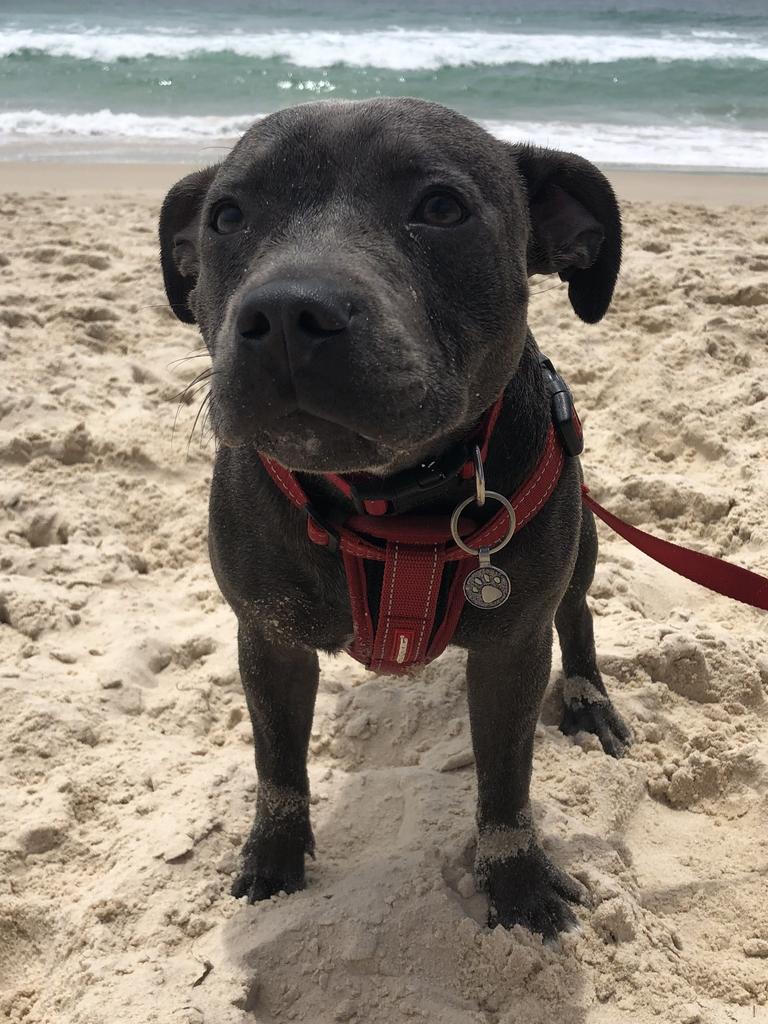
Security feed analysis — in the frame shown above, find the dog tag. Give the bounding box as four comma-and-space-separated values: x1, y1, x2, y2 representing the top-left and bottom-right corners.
463, 548, 511, 610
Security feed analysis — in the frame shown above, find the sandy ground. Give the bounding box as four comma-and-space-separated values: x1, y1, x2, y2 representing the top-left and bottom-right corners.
0, 170, 767, 1024
2, 160, 768, 206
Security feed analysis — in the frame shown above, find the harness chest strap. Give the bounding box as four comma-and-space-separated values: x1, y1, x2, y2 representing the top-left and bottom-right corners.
260, 423, 565, 674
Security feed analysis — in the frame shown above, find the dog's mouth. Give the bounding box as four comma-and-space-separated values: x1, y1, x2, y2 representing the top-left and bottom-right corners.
240, 408, 415, 474
274, 408, 381, 448
211, 361, 452, 472
216, 397, 466, 476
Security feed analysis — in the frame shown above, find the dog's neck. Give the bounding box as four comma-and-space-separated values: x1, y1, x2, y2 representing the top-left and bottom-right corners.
482, 335, 551, 505
298, 335, 551, 521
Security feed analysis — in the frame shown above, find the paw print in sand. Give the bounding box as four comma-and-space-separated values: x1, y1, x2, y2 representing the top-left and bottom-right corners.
464, 566, 510, 609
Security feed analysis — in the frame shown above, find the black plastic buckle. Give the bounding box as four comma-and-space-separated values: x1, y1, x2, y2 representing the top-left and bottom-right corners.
348, 440, 472, 514
539, 354, 584, 457
305, 505, 340, 553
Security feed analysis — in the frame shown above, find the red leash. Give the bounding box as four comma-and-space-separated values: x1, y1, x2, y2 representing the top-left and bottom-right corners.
259, 358, 767, 675
582, 486, 768, 612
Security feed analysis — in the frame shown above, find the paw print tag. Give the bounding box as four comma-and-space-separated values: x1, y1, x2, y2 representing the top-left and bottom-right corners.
449, 471, 516, 613
463, 548, 511, 609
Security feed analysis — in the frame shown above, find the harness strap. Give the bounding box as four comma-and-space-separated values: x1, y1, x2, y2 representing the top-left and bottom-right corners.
261, 424, 563, 561
368, 543, 447, 670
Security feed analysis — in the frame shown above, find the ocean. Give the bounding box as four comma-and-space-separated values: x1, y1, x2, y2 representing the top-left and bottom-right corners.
1, 0, 767, 169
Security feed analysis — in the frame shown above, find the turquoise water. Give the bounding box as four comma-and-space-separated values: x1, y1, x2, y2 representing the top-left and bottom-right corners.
1, 0, 767, 168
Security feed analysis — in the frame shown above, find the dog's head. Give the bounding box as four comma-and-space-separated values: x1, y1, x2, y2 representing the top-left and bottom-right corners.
160, 98, 620, 473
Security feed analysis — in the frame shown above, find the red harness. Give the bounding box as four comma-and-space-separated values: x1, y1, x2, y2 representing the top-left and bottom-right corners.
260, 366, 768, 676
260, 396, 568, 674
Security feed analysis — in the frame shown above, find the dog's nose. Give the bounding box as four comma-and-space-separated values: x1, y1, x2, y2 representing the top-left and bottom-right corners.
236, 281, 351, 349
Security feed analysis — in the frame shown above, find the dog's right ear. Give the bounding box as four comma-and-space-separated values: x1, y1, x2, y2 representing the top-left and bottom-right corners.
159, 165, 219, 324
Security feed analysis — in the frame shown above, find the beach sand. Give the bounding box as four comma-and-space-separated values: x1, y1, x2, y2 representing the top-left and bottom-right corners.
1, 165, 767, 1024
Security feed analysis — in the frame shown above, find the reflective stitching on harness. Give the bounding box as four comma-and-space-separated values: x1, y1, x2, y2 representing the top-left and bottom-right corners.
516, 432, 557, 508
517, 450, 564, 530
375, 542, 400, 670
414, 545, 440, 661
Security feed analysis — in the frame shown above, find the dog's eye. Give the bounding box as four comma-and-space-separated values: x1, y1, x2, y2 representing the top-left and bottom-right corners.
211, 202, 244, 235
413, 192, 466, 227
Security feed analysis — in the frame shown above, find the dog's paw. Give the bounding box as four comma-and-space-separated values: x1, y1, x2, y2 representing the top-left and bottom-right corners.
478, 842, 587, 941
231, 821, 314, 903
559, 676, 631, 758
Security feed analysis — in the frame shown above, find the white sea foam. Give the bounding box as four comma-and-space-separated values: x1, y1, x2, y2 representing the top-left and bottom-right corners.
1, 108, 767, 169
2, 28, 768, 68
0, 109, 255, 138
483, 119, 768, 170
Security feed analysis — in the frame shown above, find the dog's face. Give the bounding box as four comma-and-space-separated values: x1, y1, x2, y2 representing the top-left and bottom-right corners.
160, 98, 620, 473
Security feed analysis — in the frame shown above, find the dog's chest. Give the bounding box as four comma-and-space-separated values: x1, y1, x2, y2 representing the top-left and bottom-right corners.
248, 542, 564, 658
243, 577, 353, 653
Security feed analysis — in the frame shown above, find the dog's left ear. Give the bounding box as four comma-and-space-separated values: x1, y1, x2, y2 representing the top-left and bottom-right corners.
512, 145, 622, 323
159, 164, 219, 324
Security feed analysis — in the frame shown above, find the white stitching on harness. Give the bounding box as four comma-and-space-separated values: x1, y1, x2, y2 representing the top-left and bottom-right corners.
516, 447, 564, 530
472, 432, 559, 547
375, 542, 400, 669
414, 546, 439, 660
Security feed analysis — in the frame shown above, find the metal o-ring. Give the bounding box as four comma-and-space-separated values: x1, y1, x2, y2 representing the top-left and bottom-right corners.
449, 490, 517, 556
472, 445, 486, 506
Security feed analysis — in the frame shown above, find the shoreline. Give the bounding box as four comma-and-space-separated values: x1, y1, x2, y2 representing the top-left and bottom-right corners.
1, 160, 766, 206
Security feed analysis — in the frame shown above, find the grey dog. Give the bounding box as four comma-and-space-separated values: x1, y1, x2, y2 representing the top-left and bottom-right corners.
159, 97, 630, 939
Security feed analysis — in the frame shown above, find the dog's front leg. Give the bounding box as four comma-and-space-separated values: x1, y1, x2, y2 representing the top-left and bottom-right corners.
231, 620, 319, 903
467, 627, 586, 939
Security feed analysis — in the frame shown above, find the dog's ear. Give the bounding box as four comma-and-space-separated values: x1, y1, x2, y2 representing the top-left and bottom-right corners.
513, 145, 622, 323
159, 165, 219, 324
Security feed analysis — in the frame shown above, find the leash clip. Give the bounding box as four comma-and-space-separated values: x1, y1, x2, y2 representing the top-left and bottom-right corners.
539, 354, 584, 457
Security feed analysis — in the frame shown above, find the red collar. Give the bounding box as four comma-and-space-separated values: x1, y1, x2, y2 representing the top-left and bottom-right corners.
318, 394, 505, 517
259, 396, 567, 674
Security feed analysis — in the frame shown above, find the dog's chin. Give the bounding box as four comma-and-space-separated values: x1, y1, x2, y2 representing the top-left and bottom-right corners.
216, 409, 420, 475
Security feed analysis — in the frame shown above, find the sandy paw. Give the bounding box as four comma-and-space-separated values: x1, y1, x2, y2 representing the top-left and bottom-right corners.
232, 819, 314, 903
558, 676, 632, 758
479, 843, 587, 940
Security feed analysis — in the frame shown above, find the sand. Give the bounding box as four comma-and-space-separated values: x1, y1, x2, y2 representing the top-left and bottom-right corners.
0, 168, 767, 1024
2, 161, 768, 206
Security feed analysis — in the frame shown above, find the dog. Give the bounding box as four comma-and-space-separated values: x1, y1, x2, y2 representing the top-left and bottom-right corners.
159, 97, 630, 939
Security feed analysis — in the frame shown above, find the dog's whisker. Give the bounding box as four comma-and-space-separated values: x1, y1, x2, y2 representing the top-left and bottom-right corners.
171, 367, 217, 405
172, 384, 213, 443
187, 392, 213, 452
200, 396, 215, 445
171, 369, 217, 444
171, 390, 193, 444
529, 283, 566, 296
137, 302, 190, 310
207, 394, 222, 450
173, 389, 204, 445
167, 351, 211, 369
180, 382, 213, 409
